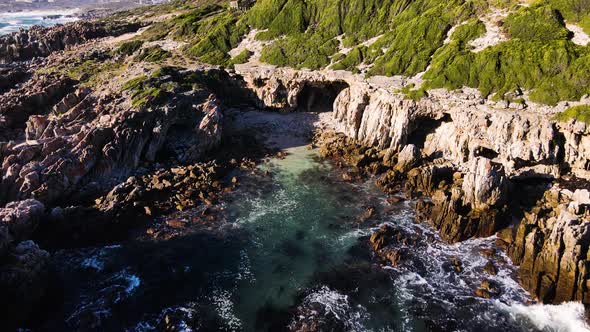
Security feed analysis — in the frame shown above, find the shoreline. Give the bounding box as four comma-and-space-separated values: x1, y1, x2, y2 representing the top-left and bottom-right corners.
0, 9, 81, 35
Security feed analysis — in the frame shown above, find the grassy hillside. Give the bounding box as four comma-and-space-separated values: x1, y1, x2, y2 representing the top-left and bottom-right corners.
119, 0, 590, 106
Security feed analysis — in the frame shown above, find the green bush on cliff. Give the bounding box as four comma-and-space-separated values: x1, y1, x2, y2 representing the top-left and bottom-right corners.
184, 11, 248, 65
134, 46, 171, 63
423, 38, 590, 105
228, 49, 253, 67
548, 0, 590, 33
504, 4, 571, 42
122, 75, 166, 108
260, 32, 339, 69
553, 105, 590, 123
331, 46, 383, 72
170, 4, 225, 38
248, 0, 485, 74
116, 40, 144, 56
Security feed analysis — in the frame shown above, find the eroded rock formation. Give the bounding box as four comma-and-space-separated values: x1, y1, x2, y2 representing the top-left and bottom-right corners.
0, 21, 141, 63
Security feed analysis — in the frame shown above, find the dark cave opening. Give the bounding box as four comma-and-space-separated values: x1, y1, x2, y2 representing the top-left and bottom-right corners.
407, 113, 452, 148
296, 81, 349, 112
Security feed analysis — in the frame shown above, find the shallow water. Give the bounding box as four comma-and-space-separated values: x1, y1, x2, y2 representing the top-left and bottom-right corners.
44, 146, 589, 331
0, 9, 79, 35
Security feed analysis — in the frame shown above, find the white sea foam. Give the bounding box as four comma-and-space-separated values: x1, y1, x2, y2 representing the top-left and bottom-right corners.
81, 256, 104, 271
298, 286, 370, 331
0, 9, 80, 35
497, 301, 590, 332
210, 288, 242, 331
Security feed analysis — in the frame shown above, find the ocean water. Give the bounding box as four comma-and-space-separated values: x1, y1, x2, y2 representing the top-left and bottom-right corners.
38, 146, 590, 331
0, 9, 79, 35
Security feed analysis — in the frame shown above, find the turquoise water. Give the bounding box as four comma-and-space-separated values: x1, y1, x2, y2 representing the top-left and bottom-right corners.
224, 146, 377, 329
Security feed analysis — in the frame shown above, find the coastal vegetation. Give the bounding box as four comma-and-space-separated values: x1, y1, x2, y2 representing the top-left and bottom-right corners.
554, 105, 590, 123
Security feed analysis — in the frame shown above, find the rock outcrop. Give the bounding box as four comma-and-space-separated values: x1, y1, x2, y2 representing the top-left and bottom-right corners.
0, 73, 76, 141
0, 72, 223, 207
0, 200, 49, 328
0, 21, 141, 63
408, 159, 510, 243
236, 64, 576, 180
505, 187, 590, 303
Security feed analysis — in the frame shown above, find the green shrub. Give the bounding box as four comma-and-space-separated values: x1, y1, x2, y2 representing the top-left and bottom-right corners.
548, 0, 590, 33
260, 32, 339, 69
423, 38, 590, 105
134, 46, 171, 62
228, 49, 253, 67
504, 4, 571, 42
122, 74, 166, 108
184, 12, 248, 65
553, 105, 590, 123
116, 40, 144, 56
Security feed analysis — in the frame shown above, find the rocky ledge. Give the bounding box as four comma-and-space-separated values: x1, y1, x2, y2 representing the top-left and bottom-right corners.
0, 21, 141, 64
236, 63, 590, 308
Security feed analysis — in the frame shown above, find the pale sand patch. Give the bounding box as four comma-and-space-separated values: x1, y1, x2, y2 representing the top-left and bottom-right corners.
229, 29, 273, 63
566, 23, 590, 46
103, 26, 149, 46
335, 34, 383, 55
469, 9, 509, 53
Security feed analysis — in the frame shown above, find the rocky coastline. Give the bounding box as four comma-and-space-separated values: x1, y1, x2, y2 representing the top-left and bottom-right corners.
233, 63, 590, 309
1, 9, 590, 329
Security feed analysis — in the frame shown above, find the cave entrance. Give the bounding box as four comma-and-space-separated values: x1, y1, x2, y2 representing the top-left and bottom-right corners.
407, 114, 452, 149
296, 81, 349, 112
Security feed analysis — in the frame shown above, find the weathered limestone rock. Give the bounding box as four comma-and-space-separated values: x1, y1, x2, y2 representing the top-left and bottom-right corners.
508, 186, 590, 303
558, 120, 590, 179
394, 144, 420, 172
461, 157, 508, 210
0, 71, 223, 206
407, 160, 509, 242
236, 65, 586, 180
0, 21, 141, 63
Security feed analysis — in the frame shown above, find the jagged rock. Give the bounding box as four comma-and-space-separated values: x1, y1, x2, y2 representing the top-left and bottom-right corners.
0, 21, 141, 63
0, 64, 29, 93
236, 66, 589, 180
483, 261, 498, 275
451, 257, 463, 273
0, 74, 76, 141
0, 70, 223, 206
461, 157, 508, 210
557, 120, 590, 179
508, 186, 590, 303
97, 161, 222, 218
394, 144, 420, 172
410, 163, 508, 242
0, 199, 45, 254
475, 279, 502, 298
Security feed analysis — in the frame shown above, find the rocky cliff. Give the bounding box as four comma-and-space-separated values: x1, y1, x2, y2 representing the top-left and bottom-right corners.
235, 63, 590, 307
